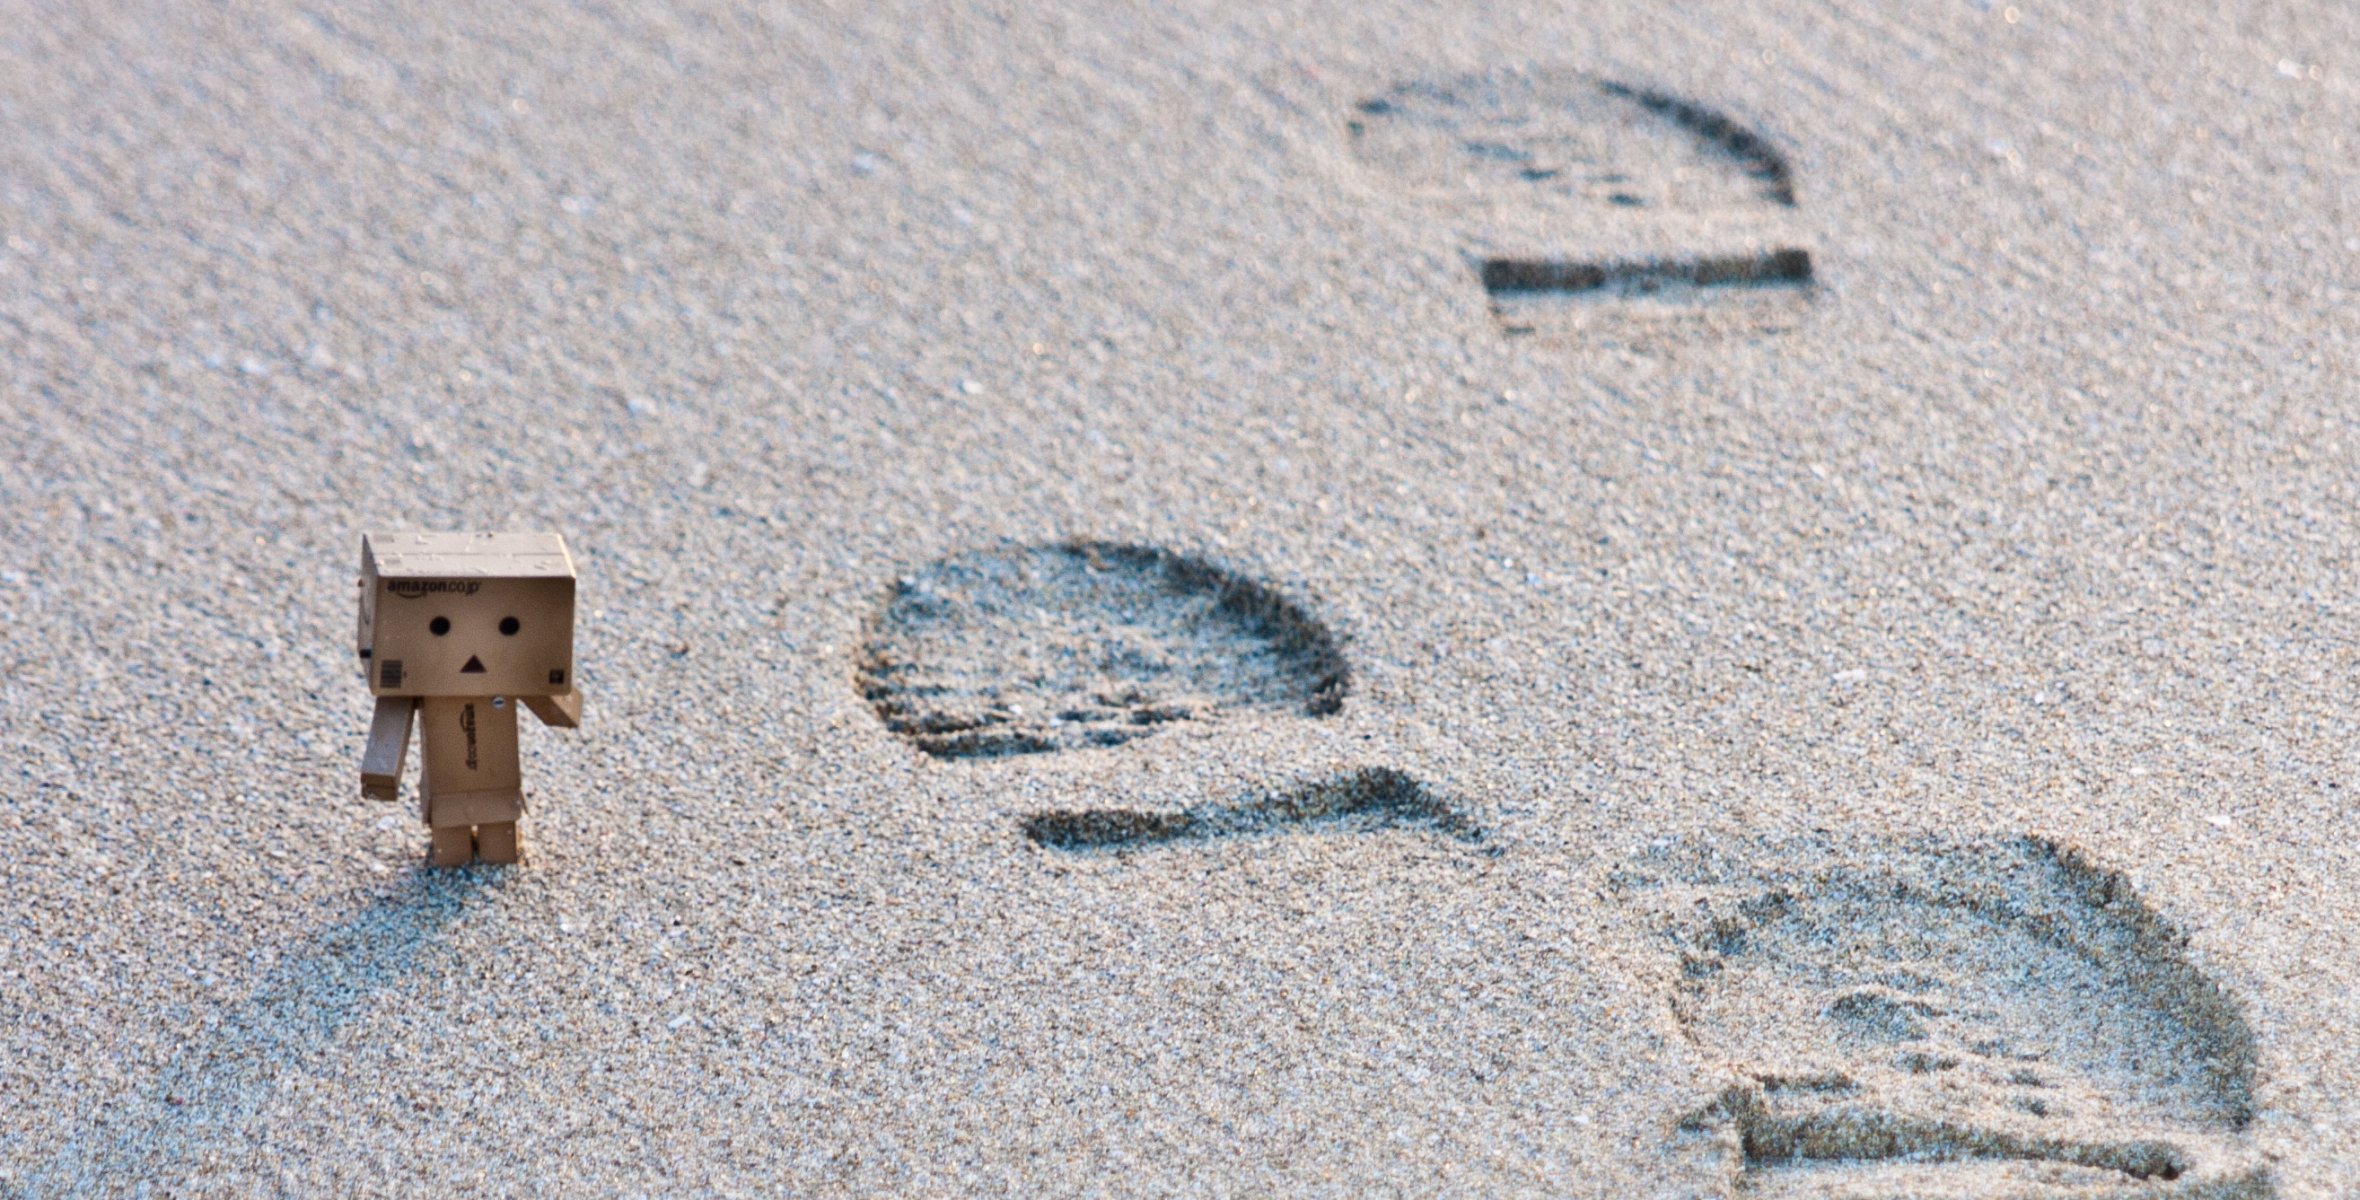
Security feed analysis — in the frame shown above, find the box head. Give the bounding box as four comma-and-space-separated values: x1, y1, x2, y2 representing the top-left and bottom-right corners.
360, 532, 577, 697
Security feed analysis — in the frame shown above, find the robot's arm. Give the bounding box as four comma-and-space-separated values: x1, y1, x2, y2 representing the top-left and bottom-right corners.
361, 696, 418, 800
521, 690, 581, 729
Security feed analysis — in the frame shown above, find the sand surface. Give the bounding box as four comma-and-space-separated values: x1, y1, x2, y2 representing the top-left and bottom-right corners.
4, 0, 2359, 1194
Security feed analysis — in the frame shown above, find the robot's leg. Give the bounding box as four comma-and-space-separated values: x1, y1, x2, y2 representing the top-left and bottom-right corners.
429, 824, 475, 867
476, 821, 521, 864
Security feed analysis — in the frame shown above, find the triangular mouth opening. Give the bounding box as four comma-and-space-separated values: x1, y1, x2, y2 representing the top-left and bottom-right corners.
460, 656, 487, 673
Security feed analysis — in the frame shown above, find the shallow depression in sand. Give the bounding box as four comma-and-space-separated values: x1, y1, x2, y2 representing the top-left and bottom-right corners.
855, 541, 1347, 759
1630, 836, 2274, 1196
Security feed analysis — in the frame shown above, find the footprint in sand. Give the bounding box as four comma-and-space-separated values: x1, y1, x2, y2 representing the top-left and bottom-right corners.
907, 553, 2269, 1197
855, 541, 1347, 759
1346, 66, 1815, 346
1620, 835, 2272, 1197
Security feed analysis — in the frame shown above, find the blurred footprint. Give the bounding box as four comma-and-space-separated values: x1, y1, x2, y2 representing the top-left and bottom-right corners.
1347, 66, 1814, 347
1349, 68, 1793, 213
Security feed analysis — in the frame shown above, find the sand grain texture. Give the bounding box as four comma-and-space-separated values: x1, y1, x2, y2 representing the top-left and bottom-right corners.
4, 0, 2359, 1195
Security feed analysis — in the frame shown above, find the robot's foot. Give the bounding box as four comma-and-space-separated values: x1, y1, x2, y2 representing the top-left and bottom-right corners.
476, 822, 522, 864
429, 825, 475, 867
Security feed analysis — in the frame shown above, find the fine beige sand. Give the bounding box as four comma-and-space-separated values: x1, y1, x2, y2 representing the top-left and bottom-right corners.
4, 1, 2359, 1195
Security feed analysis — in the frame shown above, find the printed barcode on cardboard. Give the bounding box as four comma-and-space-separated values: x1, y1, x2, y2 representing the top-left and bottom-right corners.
380, 660, 404, 688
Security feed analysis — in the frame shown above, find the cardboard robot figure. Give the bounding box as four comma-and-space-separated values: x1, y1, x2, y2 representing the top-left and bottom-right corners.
356, 532, 580, 866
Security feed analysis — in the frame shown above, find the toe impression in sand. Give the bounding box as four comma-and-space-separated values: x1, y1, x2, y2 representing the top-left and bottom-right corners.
856, 541, 1346, 760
